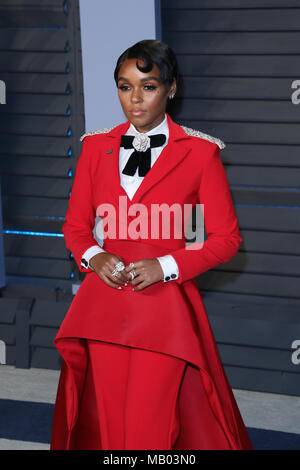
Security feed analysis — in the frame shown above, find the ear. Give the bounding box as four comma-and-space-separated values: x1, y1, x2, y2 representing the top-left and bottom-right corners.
168, 78, 177, 98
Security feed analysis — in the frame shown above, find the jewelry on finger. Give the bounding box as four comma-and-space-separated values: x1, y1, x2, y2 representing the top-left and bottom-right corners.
129, 270, 136, 280
129, 262, 135, 269
114, 261, 125, 271
111, 260, 125, 277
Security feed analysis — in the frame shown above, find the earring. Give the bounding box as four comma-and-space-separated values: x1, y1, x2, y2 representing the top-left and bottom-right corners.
168, 93, 175, 100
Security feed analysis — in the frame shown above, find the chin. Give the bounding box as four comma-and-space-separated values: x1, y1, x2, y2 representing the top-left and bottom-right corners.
130, 117, 149, 129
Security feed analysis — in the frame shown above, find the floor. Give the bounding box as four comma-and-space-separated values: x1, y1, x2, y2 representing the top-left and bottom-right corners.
0, 365, 299, 450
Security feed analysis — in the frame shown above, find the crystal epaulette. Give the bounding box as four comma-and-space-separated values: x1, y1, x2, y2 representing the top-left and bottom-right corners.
80, 125, 118, 142
180, 125, 226, 150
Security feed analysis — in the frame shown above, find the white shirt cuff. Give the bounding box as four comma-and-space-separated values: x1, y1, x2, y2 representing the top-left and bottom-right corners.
81, 245, 106, 270
156, 255, 179, 282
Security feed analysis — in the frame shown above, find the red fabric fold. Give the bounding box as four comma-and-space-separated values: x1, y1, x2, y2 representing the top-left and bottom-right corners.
51, 240, 253, 450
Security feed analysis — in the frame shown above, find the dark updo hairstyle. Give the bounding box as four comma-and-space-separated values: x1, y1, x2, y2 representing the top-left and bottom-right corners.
114, 39, 179, 91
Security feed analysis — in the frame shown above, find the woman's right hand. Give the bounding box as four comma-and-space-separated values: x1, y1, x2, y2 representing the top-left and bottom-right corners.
89, 252, 130, 289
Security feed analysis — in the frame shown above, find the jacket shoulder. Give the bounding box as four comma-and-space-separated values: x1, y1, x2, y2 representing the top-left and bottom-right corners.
180, 125, 226, 150
80, 125, 119, 142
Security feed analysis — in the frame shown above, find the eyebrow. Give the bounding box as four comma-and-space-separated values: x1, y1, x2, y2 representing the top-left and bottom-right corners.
117, 76, 161, 83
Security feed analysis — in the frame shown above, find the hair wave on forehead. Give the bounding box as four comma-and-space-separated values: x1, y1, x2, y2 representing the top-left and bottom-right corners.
114, 39, 179, 89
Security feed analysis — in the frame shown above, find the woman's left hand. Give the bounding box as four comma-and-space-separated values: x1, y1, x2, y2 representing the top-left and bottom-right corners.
124, 258, 164, 291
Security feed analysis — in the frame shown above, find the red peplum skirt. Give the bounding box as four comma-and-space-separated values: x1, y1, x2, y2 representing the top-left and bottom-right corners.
50, 239, 253, 450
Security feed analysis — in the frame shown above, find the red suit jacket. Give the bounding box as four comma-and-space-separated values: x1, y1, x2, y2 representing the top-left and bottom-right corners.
51, 113, 253, 450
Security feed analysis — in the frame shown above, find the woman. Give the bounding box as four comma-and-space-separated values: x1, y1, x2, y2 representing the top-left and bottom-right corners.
50, 39, 253, 450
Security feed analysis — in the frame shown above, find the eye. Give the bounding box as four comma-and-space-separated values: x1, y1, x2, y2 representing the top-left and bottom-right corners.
144, 84, 157, 91
118, 84, 130, 91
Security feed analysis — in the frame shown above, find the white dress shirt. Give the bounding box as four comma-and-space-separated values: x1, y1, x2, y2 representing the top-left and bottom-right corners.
81, 113, 179, 282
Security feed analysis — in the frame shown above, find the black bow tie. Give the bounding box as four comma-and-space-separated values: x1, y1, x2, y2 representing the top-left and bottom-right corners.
121, 133, 166, 177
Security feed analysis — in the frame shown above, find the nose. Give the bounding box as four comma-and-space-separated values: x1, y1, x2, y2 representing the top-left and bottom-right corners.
131, 87, 142, 103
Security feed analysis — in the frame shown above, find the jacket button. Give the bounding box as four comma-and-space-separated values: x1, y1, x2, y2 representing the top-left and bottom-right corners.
171, 273, 176, 278
165, 276, 170, 281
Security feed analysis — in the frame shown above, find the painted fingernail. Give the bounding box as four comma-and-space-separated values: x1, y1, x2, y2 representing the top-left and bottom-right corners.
117, 286, 122, 289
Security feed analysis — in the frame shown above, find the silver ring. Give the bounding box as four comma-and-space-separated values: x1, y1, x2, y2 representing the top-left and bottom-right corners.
128, 262, 136, 280
129, 270, 136, 280
115, 261, 125, 271
111, 261, 125, 277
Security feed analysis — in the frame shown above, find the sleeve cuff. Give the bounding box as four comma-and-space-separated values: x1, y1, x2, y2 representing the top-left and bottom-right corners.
156, 254, 179, 282
81, 245, 106, 270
